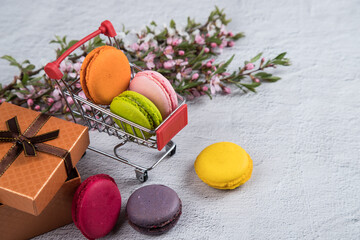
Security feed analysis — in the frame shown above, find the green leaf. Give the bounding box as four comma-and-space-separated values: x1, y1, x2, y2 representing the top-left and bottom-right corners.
150, 21, 157, 27
170, 19, 176, 29
263, 76, 281, 82
203, 90, 212, 99
274, 52, 287, 60
22, 73, 29, 84
1, 55, 19, 65
240, 82, 261, 92
250, 53, 262, 63
254, 72, 272, 78
156, 69, 172, 74
68, 40, 78, 48
271, 59, 289, 65
25, 64, 35, 72
231, 32, 245, 40
205, 37, 222, 45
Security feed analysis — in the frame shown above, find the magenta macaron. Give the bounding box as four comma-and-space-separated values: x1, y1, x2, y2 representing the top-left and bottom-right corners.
72, 174, 121, 239
129, 70, 178, 119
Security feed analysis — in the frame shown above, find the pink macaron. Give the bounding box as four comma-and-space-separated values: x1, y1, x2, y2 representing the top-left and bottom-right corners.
129, 70, 178, 119
72, 174, 121, 239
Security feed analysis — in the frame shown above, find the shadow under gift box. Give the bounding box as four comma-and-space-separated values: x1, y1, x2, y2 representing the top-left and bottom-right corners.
0, 167, 81, 240
0, 102, 89, 215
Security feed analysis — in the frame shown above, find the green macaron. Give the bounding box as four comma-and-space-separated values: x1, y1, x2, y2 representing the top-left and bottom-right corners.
110, 91, 162, 138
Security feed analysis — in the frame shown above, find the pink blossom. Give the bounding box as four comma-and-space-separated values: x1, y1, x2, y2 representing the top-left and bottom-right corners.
34, 105, 40, 111
172, 38, 182, 46
66, 96, 74, 105
204, 47, 210, 53
50, 101, 62, 113
130, 43, 139, 51
228, 41, 235, 47
207, 70, 212, 75
167, 37, 173, 45
59, 61, 73, 73
163, 46, 174, 59
223, 87, 231, 94
73, 62, 82, 74
27, 99, 34, 107
210, 58, 215, 63
210, 76, 221, 95
254, 78, 260, 83
175, 59, 188, 66
245, 63, 255, 70
146, 61, 155, 69
47, 98, 54, 104
192, 73, 199, 80
222, 72, 231, 76
219, 39, 227, 49
178, 50, 185, 56
144, 52, 156, 70
82, 104, 91, 112
163, 60, 175, 69
210, 42, 217, 48
0, 98, 5, 103
202, 86, 209, 91
76, 83, 81, 88
69, 72, 77, 78
228, 32, 234, 37
139, 42, 149, 51
51, 87, 62, 101
79, 91, 88, 100
195, 34, 205, 45
206, 61, 212, 68
14, 92, 25, 99
176, 66, 192, 80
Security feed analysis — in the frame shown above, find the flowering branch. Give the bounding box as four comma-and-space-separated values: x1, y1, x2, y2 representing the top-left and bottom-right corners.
0, 6, 290, 115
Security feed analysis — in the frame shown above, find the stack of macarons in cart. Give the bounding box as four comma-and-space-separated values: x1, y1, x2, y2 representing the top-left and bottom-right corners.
79, 45, 179, 138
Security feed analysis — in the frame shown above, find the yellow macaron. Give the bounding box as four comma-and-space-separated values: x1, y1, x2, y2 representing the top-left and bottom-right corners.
194, 142, 253, 189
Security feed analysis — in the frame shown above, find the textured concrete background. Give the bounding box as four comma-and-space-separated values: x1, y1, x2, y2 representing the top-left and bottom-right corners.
1, 0, 360, 239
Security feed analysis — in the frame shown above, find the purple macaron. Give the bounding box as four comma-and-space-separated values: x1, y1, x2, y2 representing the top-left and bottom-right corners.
126, 184, 182, 235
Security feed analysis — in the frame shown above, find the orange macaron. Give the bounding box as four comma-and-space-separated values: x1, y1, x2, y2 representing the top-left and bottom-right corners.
80, 46, 131, 105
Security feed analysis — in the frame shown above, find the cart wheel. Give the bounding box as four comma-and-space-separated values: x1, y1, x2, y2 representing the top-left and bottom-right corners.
135, 169, 148, 183
169, 145, 176, 156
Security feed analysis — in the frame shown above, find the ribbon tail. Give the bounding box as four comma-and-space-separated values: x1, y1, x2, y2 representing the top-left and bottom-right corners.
6, 116, 21, 135
23, 141, 36, 156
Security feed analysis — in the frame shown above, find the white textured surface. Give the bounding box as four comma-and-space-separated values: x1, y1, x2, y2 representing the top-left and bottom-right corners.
1, 0, 360, 239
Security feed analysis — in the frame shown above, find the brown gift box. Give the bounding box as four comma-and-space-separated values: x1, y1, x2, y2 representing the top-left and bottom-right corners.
0, 167, 81, 240
0, 102, 89, 215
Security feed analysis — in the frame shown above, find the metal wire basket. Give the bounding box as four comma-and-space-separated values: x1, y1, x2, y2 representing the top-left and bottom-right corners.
45, 20, 188, 182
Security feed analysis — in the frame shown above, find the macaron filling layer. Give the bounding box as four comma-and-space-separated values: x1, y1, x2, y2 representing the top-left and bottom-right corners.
204, 155, 253, 189
117, 96, 155, 130
128, 204, 182, 234
137, 72, 173, 112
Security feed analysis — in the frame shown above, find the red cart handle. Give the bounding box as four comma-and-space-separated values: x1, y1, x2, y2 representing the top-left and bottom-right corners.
44, 20, 116, 80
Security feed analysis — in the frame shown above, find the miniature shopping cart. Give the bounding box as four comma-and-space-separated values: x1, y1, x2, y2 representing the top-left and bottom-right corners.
44, 20, 188, 182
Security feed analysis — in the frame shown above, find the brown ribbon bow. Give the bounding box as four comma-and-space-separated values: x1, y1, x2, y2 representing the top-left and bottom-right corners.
0, 114, 73, 177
